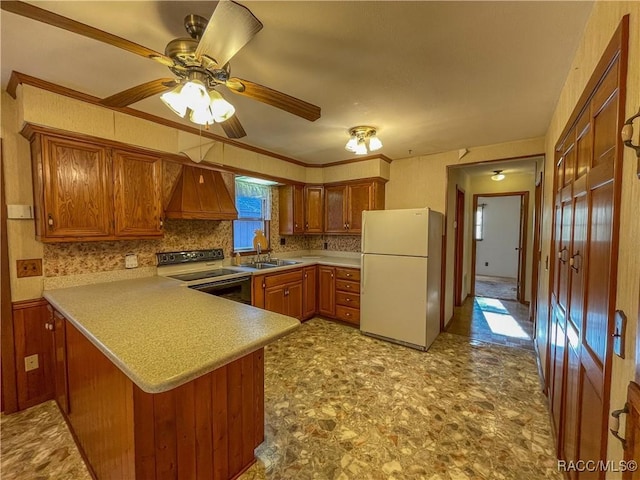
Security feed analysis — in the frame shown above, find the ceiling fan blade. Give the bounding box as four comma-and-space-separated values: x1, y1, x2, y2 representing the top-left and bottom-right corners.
195, 1, 263, 68
226, 78, 321, 122
220, 115, 247, 139
99, 79, 177, 108
1, 1, 174, 67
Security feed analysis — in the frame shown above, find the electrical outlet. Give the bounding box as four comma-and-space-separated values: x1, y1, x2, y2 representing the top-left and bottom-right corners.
323, 242, 328, 250
24, 354, 39, 372
484, 262, 489, 267
280, 238, 286, 246
16, 259, 43, 278
125, 253, 138, 269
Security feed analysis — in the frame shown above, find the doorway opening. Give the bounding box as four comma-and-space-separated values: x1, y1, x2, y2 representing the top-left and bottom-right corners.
471, 192, 528, 304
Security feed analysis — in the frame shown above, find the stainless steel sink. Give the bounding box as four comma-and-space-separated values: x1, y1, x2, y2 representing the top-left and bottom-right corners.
241, 259, 301, 270
242, 262, 278, 269
267, 259, 301, 266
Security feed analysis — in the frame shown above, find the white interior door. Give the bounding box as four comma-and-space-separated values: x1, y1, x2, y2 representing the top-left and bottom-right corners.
361, 253, 428, 347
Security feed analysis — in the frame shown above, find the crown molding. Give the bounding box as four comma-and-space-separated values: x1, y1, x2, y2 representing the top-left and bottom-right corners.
7, 71, 396, 170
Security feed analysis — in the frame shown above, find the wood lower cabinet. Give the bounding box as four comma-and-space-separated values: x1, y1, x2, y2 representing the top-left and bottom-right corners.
317, 266, 361, 325
60, 319, 264, 480
318, 266, 336, 316
253, 269, 303, 320
302, 266, 318, 320
26, 127, 165, 242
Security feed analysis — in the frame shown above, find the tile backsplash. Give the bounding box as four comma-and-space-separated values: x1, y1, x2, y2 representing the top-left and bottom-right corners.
42, 187, 360, 277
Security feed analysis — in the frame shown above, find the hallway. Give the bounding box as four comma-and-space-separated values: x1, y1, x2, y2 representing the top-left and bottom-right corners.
446, 296, 534, 351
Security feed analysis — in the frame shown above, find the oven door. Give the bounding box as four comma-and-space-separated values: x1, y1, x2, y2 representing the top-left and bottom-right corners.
189, 275, 252, 305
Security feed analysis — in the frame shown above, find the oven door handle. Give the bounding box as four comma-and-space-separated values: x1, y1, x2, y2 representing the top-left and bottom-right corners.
191, 275, 251, 290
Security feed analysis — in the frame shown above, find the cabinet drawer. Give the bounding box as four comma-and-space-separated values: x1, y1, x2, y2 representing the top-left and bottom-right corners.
336, 291, 360, 308
335, 268, 360, 281
335, 279, 359, 293
264, 269, 303, 288
335, 305, 360, 325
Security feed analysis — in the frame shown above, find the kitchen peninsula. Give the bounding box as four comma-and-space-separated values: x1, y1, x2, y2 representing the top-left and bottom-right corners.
44, 276, 300, 480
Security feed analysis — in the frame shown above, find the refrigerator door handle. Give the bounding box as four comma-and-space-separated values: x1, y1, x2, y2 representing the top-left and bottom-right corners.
360, 254, 365, 295
361, 215, 366, 252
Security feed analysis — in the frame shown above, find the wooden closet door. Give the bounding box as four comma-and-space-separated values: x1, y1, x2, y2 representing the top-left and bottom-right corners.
547, 17, 628, 476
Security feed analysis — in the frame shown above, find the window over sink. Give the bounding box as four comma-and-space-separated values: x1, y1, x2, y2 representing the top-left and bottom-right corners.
233, 177, 272, 252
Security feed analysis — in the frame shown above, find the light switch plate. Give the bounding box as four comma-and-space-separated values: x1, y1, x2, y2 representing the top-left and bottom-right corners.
613, 310, 626, 358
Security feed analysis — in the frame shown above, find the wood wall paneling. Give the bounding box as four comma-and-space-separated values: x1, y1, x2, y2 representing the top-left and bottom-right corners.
12, 300, 54, 410
1, 139, 19, 413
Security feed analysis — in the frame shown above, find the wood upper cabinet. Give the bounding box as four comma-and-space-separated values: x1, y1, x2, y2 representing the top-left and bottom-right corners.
37, 135, 113, 240
324, 180, 385, 234
302, 266, 317, 319
324, 185, 347, 233
304, 186, 324, 233
27, 128, 165, 242
279, 185, 324, 235
113, 150, 163, 237
279, 185, 305, 235
318, 266, 336, 316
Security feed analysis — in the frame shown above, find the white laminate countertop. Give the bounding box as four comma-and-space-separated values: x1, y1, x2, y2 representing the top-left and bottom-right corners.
44, 276, 300, 394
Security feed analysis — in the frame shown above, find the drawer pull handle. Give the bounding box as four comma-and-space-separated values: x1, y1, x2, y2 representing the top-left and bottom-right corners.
346, 298, 351, 302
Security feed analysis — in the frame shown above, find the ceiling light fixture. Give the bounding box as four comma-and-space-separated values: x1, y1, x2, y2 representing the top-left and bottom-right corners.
345, 126, 383, 155
491, 170, 506, 181
161, 72, 235, 127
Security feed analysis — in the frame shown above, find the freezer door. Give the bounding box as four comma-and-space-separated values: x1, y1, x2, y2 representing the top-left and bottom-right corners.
362, 208, 430, 257
360, 253, 428, 347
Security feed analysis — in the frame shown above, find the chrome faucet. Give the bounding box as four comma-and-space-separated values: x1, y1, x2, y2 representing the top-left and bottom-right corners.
256, 243, 262, 263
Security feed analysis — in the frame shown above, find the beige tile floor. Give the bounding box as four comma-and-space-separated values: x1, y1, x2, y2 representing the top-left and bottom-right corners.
1, 318, 560, 480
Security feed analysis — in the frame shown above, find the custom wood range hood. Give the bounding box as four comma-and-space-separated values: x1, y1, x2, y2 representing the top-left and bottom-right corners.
165, 165, 238, 220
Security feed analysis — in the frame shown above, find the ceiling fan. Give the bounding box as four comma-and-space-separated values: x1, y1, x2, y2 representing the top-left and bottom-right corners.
1, 1, 321, 139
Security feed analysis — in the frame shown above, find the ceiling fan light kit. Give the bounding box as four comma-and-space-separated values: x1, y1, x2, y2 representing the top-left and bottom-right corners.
345, 126, 383, 155
491, 170, 506, 181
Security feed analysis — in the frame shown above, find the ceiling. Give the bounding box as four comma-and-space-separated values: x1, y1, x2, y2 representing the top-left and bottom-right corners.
452, 156, 540, 178
1, 1, 594, 165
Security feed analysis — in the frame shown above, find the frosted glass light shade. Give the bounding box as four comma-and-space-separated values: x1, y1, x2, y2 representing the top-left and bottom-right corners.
368, 134, 383, 151
354, 139, 368, 155
190, 107, 215, 126
209, 90, 236, 122
345, 135, 358, 152
181, 79, 210, 111
160, 85, 188, 117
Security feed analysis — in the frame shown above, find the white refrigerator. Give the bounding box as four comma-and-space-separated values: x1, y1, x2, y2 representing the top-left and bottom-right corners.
360, 208, 444, 351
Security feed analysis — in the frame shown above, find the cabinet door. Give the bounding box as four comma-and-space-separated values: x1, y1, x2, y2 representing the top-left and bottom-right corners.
318, 266, 335, 316
286, 281, 303, 320
113, 150, 163, 238
42, 136, 112, 239
279, 185, 304, 235
302, 266, 317, 319
324, 185, 347, 233
304, 186, 324, 233
52, 310, 69, 414
346, 183, 372, 233
252, 275, 266, 308
264, 285, 286, 315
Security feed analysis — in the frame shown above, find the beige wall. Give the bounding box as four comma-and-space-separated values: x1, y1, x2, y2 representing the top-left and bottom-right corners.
387, 138, 544, 323
1, 87, 378, 301
539, 1, 640, 470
